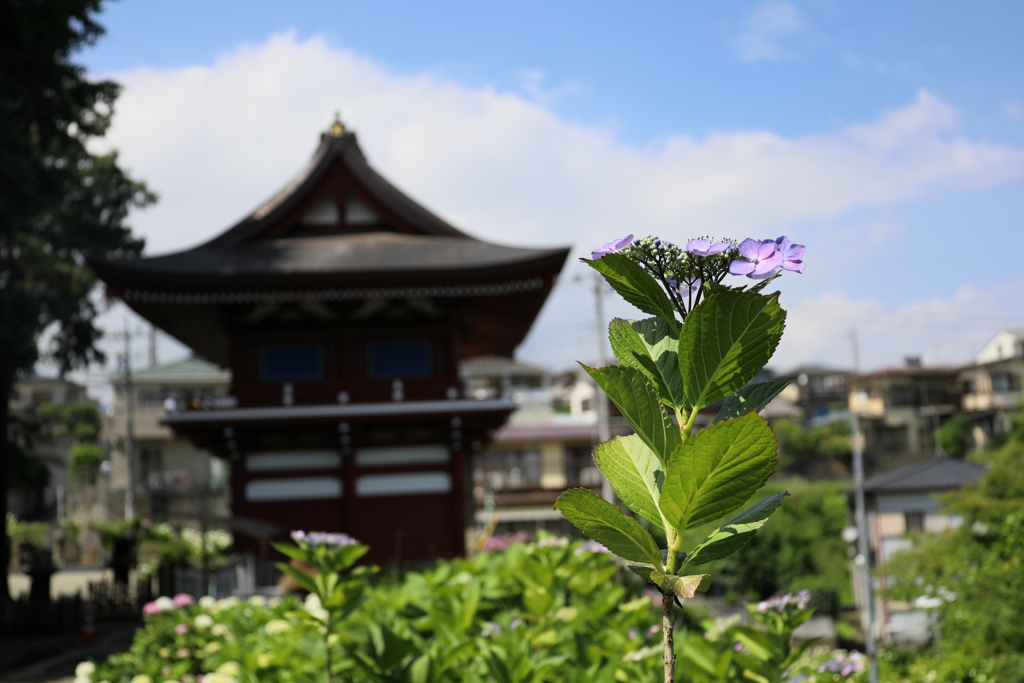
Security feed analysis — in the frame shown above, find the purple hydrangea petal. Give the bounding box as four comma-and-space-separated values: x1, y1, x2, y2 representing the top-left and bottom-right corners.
747, 267, 780, 280
686, 239, 711, 253
730, 260, 755, 275
783, 260, 805, 273
755, 240, 779, 261
591, 234, 634, 260
737, 238, 760, 260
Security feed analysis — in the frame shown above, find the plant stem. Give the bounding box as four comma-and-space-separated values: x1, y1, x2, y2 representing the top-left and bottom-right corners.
324, 631, 334, 683
662, 587, 675, 683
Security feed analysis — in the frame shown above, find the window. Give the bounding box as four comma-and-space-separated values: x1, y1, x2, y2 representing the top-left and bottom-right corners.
475, 449, 541, 491
367, 339, 432, 378
905, 511, 925, 534
565, 445, 601, 487
260, 343, 325, 382
991, 373, 1017, 393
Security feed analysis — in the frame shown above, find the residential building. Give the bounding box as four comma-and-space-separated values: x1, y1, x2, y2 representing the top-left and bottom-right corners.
959, 329, 1024, 449
858, 458, 985, 644
99, 357, 232, 526
8, 376, 89, 519
775, 364, 852, 419
847, 359, 961, 474
471, 363, 625, 542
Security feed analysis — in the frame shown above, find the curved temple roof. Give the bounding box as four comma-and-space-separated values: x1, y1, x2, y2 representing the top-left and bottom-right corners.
91, 123, 569, 365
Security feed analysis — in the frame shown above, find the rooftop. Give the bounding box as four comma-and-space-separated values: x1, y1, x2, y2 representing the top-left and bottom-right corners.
862, 457, 985, 494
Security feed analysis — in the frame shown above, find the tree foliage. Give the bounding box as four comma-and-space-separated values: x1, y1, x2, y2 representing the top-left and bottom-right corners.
881, 441, 1024, 681
709, 481, 851, 615
0, 0, 154, 599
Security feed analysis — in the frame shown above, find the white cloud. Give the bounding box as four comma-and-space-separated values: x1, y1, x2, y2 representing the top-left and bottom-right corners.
88, 32, 1024, 378
768, 281, 1024, 373
731, 0, 807, 63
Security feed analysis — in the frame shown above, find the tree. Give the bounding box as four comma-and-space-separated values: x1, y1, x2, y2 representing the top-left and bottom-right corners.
881, 441, 1024, 681
0, 0, 154, 601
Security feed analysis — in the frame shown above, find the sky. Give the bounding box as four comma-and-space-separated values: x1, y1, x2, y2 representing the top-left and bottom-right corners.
67, 0, 1024, 400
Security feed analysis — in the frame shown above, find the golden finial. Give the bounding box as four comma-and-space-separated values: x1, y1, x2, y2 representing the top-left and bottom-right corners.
330, 111, 345, 138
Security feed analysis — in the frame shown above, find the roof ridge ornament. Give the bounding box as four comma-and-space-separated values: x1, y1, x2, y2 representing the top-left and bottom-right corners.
330, 111, 346, 138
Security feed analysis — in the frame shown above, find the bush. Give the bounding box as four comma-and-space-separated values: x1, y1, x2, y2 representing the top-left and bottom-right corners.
82, 536, 863, 683
69, 442, 105, 485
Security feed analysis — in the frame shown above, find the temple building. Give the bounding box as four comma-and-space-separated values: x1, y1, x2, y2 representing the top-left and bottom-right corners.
91, 120, 568, 564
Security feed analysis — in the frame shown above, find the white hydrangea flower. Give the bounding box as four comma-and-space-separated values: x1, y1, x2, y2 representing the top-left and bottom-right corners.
75, 662, 96, 677
264, 619, 290, 635
198, 595, 216, 608
193, 614, 214, 629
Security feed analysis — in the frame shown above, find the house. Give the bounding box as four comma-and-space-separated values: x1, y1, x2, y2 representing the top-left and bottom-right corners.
468, 361, 627, 543
7, 376, 90, 520
98, 357, 232, 526
959, 330, 1024, 449
90, 118, 568, 565
776, 364, 852, 420
859, 457, 985, 644
847, 359, 961, 474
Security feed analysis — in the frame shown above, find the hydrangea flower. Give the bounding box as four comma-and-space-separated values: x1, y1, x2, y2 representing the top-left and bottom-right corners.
574, 539, 610, 555
774, 236, 806, 273
729, 239, 784, 279
174, 623, 189, 635
685, 239, 731, 257
590, 234, 634, 260
172, 593, 194, 607
290, 530, 359, 547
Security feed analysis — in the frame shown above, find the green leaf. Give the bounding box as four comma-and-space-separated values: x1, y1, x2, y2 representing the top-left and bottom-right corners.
609, 317, 685, 409
592, 435, 665, 526
271, 542, 307, 562
583, 364, 680, 462
659, 412, 779, 532
686, 492, 788, 565
679, 290, 786, 410
275, 562, 317, 594
712, 379, 793, 424
554, 488, 664, 566
650, 572, 710, 600
586, 253, 678, 325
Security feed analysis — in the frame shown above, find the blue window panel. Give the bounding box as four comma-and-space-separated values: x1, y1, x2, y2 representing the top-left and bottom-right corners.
260, 343, 325, 382
368, 340, 432, 378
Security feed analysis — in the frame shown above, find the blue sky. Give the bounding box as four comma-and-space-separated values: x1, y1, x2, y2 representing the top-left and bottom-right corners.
72, 0, 1024, 390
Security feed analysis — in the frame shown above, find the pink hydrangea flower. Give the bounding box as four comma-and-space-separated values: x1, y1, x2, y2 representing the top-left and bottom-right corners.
173, 593, 195, 607
142, 601, 162, 615
175, 624, 189, 635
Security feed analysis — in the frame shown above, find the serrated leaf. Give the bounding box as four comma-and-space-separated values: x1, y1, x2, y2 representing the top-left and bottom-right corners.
583, 364, 680, 462
650, 572, 710, 600
586, 253, 679, 325
713, 379, 793, 424
609, 317, 685, 409
592, 435, 665, 526
659, 412, 778, 532
554, 488, 663, 566
686, 492, 788, 565
679, 290, 786, 410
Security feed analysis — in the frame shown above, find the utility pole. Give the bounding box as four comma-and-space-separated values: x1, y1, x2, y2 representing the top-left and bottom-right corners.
592, 273, 614, 503
849, 327, 878, 683
118, 321, 137, 520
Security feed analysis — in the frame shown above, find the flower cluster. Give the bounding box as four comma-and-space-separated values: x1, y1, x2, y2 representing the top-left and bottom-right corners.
756, 589, 812, 614
289, 530, 359, 547
817, 651, 866, 677
587, 233, 805, 318
142, 593, 195, 615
